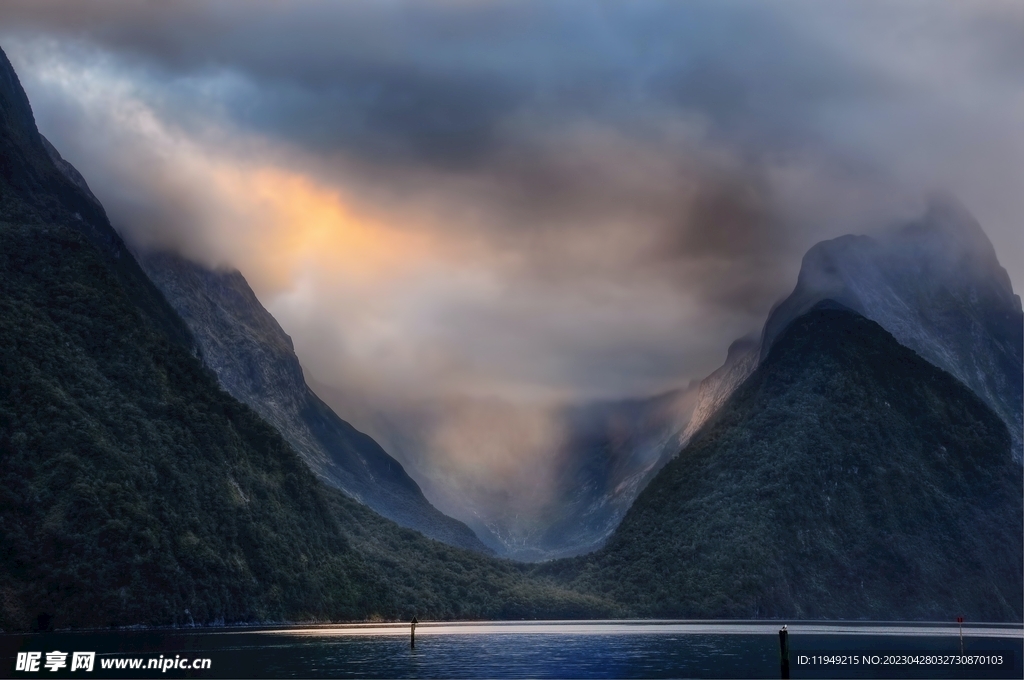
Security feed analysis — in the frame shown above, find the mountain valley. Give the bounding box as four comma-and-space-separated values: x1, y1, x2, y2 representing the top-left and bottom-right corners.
1, 38, 1021, 631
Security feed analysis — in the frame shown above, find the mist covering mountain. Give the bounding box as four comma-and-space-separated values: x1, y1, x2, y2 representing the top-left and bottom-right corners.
0, 43, 613, 631
36, 116, 489, 553
34, 58, 489, 553
281, 195, 1024, 561
464, 387, 701, 561
534, 388, 699, 560
548, 304, 1023, 620
138, 252, 489, 553
683, 198, 1024, 463
459, 194, 1023, 559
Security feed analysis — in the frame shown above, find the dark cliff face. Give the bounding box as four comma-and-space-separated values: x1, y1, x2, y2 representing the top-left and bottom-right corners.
0, 46, 103, 233
40, 135, 101, 205
551, 305, 1023, 621
138, 251, 491, 554
0, 47, 45, 163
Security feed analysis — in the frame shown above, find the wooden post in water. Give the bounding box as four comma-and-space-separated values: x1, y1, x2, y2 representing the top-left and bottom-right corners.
779, 625, 790, 679
411, 617, 418, 649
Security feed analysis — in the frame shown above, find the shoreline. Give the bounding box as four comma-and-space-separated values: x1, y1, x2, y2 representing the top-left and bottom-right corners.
5, 619, 1022, 638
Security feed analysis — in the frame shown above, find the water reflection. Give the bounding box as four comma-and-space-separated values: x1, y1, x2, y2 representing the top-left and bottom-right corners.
2, 621, 1020, 679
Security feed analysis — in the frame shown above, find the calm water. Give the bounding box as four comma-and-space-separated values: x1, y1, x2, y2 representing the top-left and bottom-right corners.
2, 621, 1021, 679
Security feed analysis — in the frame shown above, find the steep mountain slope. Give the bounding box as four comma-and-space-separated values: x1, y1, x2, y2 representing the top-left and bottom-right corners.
0, 49, 196, 357
138, 252, 489, 554
546, 305, 1023, 621
0, 44, 614, 630
683, 199, 1023, 462
0, 219, 377, 628
679, 335, 759, 445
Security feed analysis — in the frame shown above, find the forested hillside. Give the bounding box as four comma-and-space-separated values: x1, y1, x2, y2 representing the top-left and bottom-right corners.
139, 251, 489, 554
543, 305, 1023, 621
0, 44, 614, 631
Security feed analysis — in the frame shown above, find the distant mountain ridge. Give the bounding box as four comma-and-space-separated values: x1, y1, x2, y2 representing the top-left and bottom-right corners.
138, 252, 490, 554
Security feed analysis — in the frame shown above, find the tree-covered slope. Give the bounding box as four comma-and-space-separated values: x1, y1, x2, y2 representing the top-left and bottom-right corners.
0, 216, 616, 630
545, 304, 1022, 621
760, 200, 1023, 463
681, 200, 1023, 466
0, 49, 196, 356
0, 218, 364, 628
138, 252, 489, 554
0, 43, 616, 631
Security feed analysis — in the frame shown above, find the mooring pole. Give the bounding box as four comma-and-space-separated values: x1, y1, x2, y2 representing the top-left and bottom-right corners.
411, 617, 418, 649
779, 625, 790, 679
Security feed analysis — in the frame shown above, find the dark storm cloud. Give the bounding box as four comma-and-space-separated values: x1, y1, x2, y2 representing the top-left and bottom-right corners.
0, 1, 889, 172
224, 67, 526, 170
0, 1, 540, 168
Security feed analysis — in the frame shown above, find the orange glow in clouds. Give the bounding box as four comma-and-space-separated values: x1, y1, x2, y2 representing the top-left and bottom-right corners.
206, 163, 441, 292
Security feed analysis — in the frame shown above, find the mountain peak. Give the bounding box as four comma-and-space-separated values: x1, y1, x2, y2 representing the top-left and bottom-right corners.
786, 202, 1022, 461
0, 46, 42, 152
887, 192, 1018, 303
682, 198, 1022, 463
921, 190, 991, 247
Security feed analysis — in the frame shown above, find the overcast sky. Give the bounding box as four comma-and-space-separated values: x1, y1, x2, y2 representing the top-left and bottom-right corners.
2, 0, 1021, 514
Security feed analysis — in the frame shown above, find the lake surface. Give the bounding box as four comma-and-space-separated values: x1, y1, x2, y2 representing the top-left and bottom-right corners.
2, 620, 1021, 679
